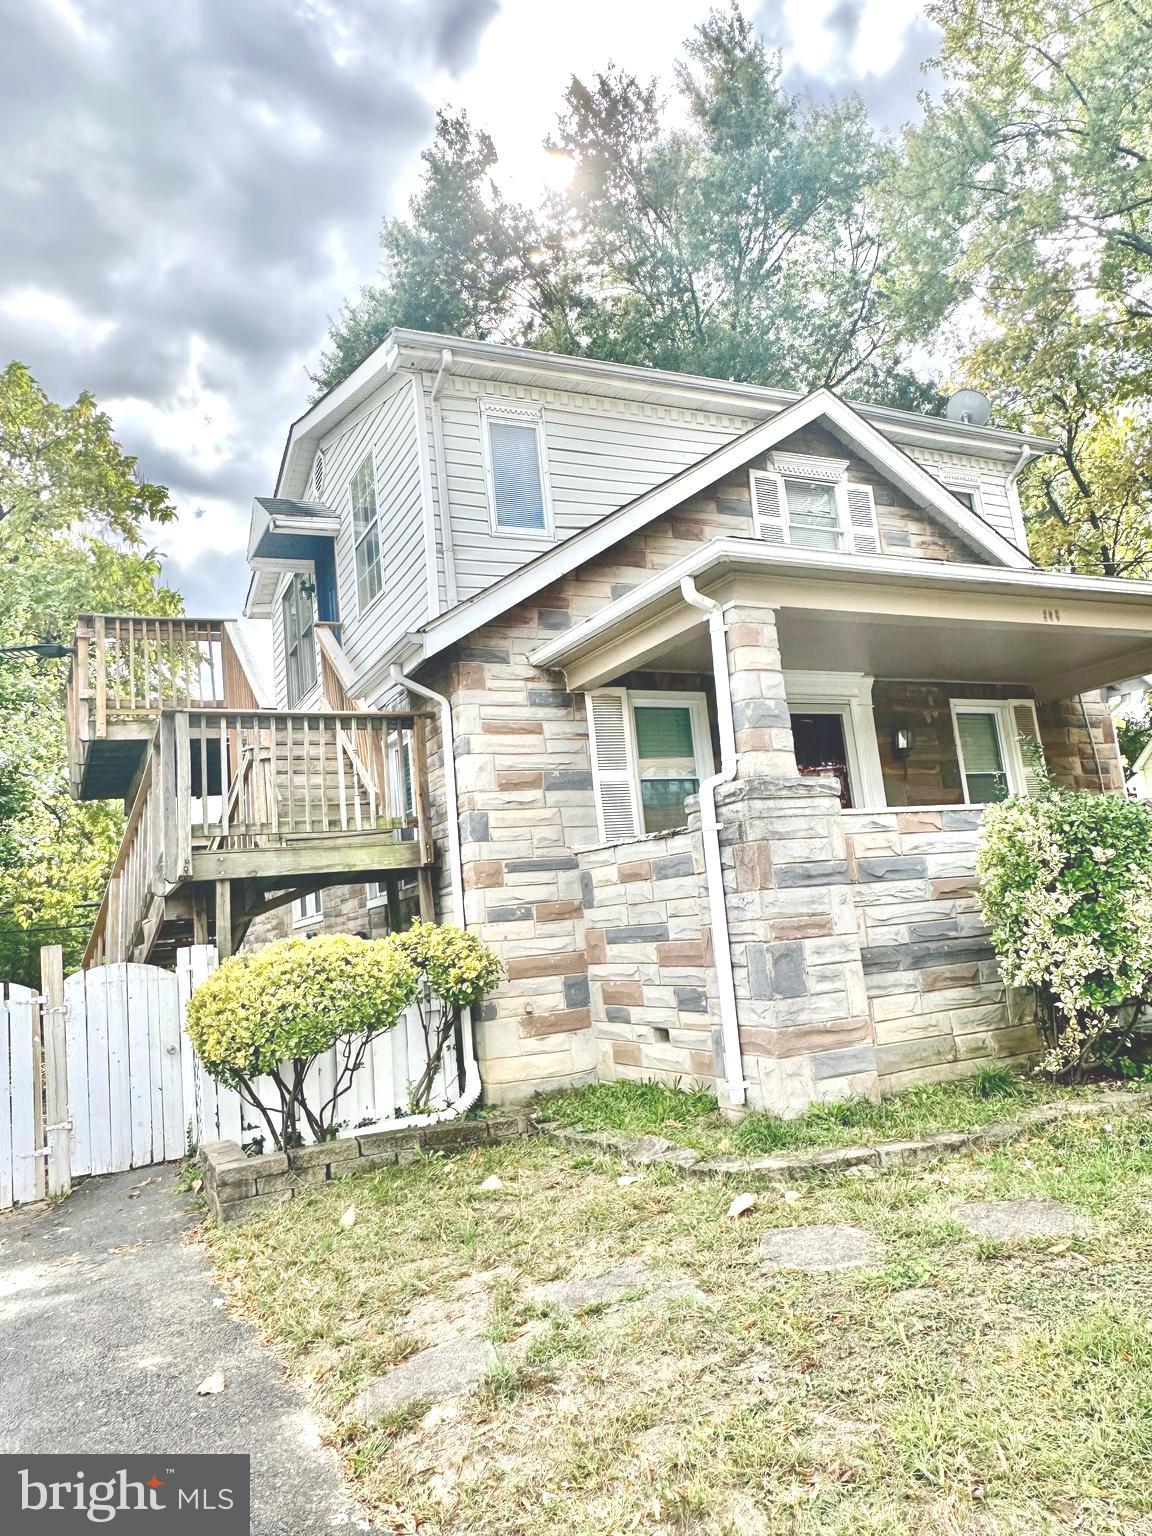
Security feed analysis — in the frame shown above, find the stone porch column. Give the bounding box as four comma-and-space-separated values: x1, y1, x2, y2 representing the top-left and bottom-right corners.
711, 599, 878, 1115
724, 601, 799, 778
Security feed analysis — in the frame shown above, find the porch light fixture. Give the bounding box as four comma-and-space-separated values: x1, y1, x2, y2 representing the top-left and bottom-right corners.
892, 725, 913, 757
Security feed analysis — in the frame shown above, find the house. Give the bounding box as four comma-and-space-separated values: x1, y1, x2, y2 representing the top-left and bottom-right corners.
67, 331, 1152, 1117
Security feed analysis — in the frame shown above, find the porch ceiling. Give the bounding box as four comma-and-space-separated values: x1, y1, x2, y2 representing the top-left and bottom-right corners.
530, 540, 1152, 700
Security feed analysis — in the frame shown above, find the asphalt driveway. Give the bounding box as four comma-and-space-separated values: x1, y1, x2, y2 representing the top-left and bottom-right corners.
0, 1164, 369, 1534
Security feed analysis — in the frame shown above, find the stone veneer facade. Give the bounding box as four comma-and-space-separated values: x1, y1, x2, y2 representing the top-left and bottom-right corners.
241, 432, 1126, 1113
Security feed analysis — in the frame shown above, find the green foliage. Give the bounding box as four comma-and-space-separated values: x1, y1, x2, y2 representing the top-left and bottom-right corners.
312, 6, 935, 407
186, 928, 502, 1145
393, 918, 503, 1011
0, 361, 178, 983
888, 0, 1152, 576
977, 784, 1152, 1075
187, 935, 419, 1080
1116, 700, 1152, 774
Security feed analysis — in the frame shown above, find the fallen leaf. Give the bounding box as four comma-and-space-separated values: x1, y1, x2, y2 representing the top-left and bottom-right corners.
728, 1193, 756, 1218
339, 1205, 357, 1230
191, 1178, 203, 1194
617, 1174, 642, 1186
479, 1175, 504, 1191
196, 1370, 225, 1396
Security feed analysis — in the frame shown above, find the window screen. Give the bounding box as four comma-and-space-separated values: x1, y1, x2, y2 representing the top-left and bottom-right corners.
488, 419, 546, 531
785, 480, 841, 550
956, 711, 1009, 804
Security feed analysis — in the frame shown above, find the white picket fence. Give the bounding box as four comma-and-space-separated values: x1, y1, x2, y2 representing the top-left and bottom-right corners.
0, 944, 472, 1210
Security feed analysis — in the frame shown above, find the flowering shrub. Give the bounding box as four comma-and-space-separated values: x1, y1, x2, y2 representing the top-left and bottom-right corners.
186, 935, 418, 1148
392, 921, 503, 1108
977, 784, 1152, 1077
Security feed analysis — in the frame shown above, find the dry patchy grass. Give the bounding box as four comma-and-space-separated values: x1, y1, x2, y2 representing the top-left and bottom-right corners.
203, 1109, 1152, 1535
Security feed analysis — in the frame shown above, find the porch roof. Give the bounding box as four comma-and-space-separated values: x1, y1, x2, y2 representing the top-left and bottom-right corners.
529, 539, 1152, 701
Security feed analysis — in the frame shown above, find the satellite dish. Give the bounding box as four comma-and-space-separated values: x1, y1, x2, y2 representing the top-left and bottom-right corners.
945, 389, 992, 427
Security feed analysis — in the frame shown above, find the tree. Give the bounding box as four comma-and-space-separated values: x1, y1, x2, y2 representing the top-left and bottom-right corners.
312, 6, 935, 407
889, 0, 1152, 575
0, 362, 178, 983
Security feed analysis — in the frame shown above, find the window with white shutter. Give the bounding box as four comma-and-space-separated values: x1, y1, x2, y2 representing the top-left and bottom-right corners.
750, 456, 882, 555
950, 699, 1042, 803
586, 689, 642, 843
483, 409, 551, 534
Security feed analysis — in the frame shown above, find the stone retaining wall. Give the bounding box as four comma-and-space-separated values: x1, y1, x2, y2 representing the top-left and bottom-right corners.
199, 1112, 533, 1223
844, 806, 1038, 1092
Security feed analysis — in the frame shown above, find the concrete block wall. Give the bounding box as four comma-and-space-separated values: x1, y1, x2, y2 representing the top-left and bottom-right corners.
578, 830, 720, 1088
844, 806, 1039, 1092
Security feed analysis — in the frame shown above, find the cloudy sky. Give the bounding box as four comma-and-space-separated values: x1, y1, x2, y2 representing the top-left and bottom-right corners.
0, 0, 939, 620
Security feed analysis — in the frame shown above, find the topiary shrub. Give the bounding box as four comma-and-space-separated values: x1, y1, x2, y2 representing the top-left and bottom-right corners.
186, 934, 418, 1149
977, 779, 1152, 1078
391, 920, 503, 1109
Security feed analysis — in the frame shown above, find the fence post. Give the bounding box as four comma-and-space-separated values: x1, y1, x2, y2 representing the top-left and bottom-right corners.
39, 945, 70, 1198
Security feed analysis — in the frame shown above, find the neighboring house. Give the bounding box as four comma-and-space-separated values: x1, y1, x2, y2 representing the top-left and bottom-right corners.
67, 331, 1152, 1117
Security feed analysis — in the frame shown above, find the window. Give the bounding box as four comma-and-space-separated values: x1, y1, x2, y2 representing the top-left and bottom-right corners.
484, 411, 550, 533
782, 479, 844, 550
950, 700, 1040, 805
942, 477, 981, 515
282, 574, 317, 707
782, 672, 887, 811
350, 454, 383, 609
587, 688, 713, 842
366, 874, 421, 930
292, 890, 322, 926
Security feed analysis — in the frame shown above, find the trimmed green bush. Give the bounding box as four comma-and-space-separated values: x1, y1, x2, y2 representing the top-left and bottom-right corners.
186, 934, 418, 1148
392, 920, 503, 1108
978, 779, 1152, 1077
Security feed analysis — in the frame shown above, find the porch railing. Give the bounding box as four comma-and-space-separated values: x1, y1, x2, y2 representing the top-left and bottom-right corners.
84, 706, 430, 966
67, 615, 269, 787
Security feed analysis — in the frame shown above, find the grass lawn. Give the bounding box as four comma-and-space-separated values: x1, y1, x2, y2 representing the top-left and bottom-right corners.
204, 1106, 1152, 1535
529, 1070, 1128, 1157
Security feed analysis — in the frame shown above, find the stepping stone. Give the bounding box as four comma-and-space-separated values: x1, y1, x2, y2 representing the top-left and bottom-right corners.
528, 1258, 704, 1314
951, 1198, 1089, 1241
759, 1224, 883, 1273
355, 1336, 497, 1422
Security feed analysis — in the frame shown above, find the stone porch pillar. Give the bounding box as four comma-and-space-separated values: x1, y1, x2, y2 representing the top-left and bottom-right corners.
711, 600, 878, 1115
724, 601, 799, 778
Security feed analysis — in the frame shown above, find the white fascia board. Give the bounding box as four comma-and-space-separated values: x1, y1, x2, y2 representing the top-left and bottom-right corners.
528, 539, 1152, 671
243, 568, 280, 620
412, 389, 1033, 668
273, 335, 403, 498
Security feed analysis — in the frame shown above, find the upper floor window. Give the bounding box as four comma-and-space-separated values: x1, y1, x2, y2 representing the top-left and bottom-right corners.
750, 453, 880, 555
350, 454, 383, 609
282, 574, 316, 708
483, 409, 551, 534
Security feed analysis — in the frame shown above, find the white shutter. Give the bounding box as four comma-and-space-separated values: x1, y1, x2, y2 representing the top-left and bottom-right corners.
586, 689, 641, 843
1011, 701, 1045, 794
749, 470, 787, 543
844, 483, 880, 554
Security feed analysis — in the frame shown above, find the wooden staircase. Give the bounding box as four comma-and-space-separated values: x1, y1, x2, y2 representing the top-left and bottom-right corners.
67, 616, 435, 967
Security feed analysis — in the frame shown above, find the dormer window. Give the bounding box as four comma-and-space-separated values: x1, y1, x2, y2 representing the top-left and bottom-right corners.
782, 479, 844, 550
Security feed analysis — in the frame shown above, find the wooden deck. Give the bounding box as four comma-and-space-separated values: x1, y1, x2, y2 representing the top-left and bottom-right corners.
68, 616, 437, 968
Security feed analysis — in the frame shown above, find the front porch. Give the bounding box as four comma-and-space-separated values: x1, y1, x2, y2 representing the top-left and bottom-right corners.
531, 550, 1141, 1114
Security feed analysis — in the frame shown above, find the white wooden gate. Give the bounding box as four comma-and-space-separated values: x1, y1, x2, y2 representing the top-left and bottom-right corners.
1, 983, 44, 1210
64, 963, 186, 1176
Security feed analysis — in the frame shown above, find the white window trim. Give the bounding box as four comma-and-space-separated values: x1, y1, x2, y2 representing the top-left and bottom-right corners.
941, 471, 984, 518
292, 890, 323, 926
629, 690, 714, 833
782, 671, 886, 810
770, 454, 853, 553
480, 403, 554, 539
349, 451, 385, 620
949, 698, 1037, 803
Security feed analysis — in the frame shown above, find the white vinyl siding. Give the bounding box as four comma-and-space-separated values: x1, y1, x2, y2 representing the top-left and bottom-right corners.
905, 444, 1025, 551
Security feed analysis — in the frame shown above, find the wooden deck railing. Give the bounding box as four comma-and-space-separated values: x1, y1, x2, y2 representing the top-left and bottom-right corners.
68, 615, 269, 789
84, 706, 430, 966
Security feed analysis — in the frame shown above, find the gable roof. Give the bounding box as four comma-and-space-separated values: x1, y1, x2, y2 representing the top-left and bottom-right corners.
398, 388, 1033, 671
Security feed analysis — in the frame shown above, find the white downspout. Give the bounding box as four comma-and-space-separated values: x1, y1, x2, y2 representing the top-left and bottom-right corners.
430, 349, 459, 609
388, 662, 479, 1117
679, 576, 746, 1109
